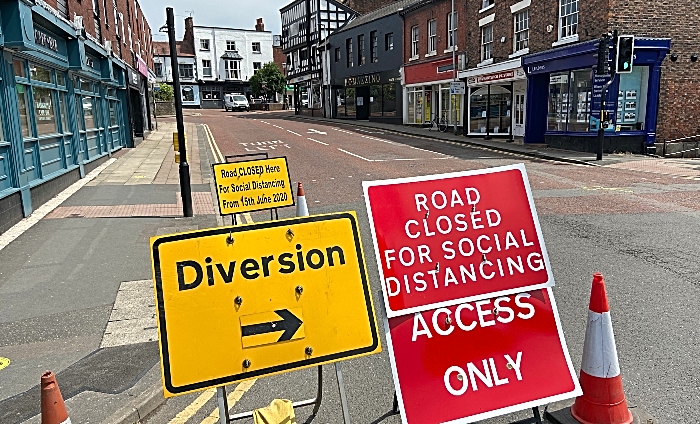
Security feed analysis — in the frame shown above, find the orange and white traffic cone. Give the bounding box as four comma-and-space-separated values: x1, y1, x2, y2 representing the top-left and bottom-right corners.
295, 182, 309, 217
571, 273, 632, 424
41, 371, 72, 424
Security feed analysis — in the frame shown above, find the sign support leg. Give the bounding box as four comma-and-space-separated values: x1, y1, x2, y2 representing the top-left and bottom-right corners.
335, 362, 351, 424
217, 386, 230, 424
392, 392, 399, 414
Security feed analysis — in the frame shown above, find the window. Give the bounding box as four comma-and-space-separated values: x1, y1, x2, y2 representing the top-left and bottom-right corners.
358, 35, 365, 65
385, 33, 394, 51
252, 42, 261, 53
481, 0, 494, 9
178, 63, 194, 79
335, 47, 341, 62
253, 62, 262, 73
226, 40, 236, 51
514, 9, 529, 52
154, 62, 163, 77
548, 69, 591, 131
447, 12, 457, 49
559, 0, 578, 39
16, 84, 33, 137
202, 60, 212, 77
481, 25, 493, 61
33, 86, 58, 136
225, 60, 240, 79
411, 26, 419, 58
200, 39, 210, 50
370, 31, 378, 63
82, 95, 95, 129
428, 19, 437, 54
346, 38, 353, 67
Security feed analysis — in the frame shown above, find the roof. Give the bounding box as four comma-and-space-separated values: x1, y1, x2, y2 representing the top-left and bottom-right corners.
153, 41, 195, 57
221, 51, 244, 59
335, 0, 421, 33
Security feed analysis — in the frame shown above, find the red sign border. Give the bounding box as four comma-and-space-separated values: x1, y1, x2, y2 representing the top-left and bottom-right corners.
384, 287, 582, 423
362, 164, 555, 318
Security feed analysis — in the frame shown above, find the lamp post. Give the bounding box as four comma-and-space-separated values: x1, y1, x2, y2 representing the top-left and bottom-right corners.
166, 7, 193, 217
451, 0, 458, 134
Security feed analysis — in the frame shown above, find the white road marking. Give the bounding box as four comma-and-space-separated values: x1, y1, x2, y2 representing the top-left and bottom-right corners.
100, 280, 157, 348
337, 148, 374, 161
287, 130, 302, 136
273, 125, 284, 129
308, 129, 327, 135
333, 128, 355, 135
307, 138, 329, 146
260, 121, 271, 124
203, 124, 224, 162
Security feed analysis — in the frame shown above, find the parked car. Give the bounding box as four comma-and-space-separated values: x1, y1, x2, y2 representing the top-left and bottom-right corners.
224, 94, 250, 112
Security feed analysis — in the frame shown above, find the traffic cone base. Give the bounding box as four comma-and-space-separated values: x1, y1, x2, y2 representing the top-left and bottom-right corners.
571, 373, 632, 424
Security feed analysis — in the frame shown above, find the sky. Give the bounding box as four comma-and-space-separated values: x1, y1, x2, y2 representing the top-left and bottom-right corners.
143, 0, 290, 42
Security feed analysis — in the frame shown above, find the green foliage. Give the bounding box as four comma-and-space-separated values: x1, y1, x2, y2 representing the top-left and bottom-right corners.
249, 63, 286, 101
155, 84, 174, 101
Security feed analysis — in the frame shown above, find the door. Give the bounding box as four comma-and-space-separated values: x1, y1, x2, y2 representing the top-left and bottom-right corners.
355, 86, 370, 120
513, 81, 526, 137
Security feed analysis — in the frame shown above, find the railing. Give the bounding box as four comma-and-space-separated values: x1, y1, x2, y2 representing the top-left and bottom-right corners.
661, 134, 700, 158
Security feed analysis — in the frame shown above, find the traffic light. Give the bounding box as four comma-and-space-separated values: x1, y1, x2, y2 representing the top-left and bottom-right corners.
616, 35, 634, 73
595, 36, 610, 75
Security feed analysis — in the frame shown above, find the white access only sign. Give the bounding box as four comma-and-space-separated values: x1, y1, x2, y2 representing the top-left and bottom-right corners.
450, 81, 466, 95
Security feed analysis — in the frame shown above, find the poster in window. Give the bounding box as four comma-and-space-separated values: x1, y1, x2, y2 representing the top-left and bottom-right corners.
625, 90, 637, 100
625, 101, 636, 110
357, 97, 364, 106
182, 86, 194, 102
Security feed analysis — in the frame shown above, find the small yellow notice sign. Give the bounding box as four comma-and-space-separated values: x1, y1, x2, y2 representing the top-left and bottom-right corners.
151, 212, 381, 397
213, 157, 294, 215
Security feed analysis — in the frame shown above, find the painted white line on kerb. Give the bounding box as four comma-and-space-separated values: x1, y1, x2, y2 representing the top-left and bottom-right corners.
0, 157, 116, 253
287, 130, 302, 136
337, 149, 375, 162
308, 138, 329, 146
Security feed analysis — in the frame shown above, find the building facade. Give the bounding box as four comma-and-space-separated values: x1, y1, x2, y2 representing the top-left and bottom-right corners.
153, 17, 200, 108
326, 0, 409, 123
0, 0, 154, 235
193, 19, 274, 109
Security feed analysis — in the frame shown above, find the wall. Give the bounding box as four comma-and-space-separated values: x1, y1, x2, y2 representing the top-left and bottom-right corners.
401, 0, 467, 67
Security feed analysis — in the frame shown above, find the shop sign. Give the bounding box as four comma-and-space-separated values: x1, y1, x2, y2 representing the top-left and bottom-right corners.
388, 288, 581, 423
34, 28, 58, 52
345, 73, 381, 87
128, 68, 140, 87
363, 164, 554, 318
475, 70, 515, 84
137, 57, 148, 77
85, 56, 96, 69
150, 212, 381, 396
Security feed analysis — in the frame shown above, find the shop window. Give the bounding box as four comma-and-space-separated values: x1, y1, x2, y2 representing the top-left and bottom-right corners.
336, 89, 346, 116
407, 87, 425, 124
428, 19, 437, 54
75, 95, 85, 131
81, 81, 92, 92
30, 64, 53, 84
370, 85, 382, 117
33, 87, 58, 136
109, 100, 117, 126
469, 87, 488, 133
82, 96, 96, 129
57, 72, 66, 87
202, 60, 212, 77
385, 33, 394, 51
16, 84, 33, 137
616, 67, 648, 131
441, 84, 462, 127
358, 35, 365, 65
514, 9, 529, 52
411, 26, 419, 58
14, 60, 26, 79
447, 12, 457, 49
59, 93, 69, 133
559, 0, 578, 40
569, 69, 592, 131
548, 71, 569, 131
481, 25, 493, 62
383, 84, 397, 116
346, 87, 356, 116
370, 31, 378, 63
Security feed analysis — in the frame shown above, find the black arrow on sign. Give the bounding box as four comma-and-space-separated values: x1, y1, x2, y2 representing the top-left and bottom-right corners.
241, 309, 303, 342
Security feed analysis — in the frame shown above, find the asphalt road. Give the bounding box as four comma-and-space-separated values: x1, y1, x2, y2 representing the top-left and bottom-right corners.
144, 110, 700, 424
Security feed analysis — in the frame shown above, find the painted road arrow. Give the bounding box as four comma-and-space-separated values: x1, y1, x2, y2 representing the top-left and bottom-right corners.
241, 309, 303, 342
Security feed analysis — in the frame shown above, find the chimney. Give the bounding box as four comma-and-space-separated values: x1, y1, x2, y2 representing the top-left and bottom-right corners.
183, 17, 195, 54
255, 18, 264, 32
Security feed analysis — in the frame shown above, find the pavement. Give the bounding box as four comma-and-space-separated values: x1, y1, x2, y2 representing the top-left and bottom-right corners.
0, 120, 218, 424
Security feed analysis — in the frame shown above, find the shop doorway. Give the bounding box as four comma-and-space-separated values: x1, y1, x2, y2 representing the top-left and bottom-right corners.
356, 86, 370, 120
513, 82, 526, 137
129, 88, 144, 137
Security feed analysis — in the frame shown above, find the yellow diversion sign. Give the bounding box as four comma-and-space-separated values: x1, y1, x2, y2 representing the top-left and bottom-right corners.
213, 157, 294, 215
151, 212, 381, 397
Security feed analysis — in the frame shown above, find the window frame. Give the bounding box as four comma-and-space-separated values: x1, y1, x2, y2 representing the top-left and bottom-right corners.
385, 33, 394, 51
481, 0, 495, 11
370, 31, 378, 63
226, 40, 236, 51
224, 59, 241, 80
335, 47, 341, 62
178, 63, 194, 79
358, 34, 365, 65
202, 59, 212, 77
253, 62, 262, 73
447, 12, 457, 49
481, 25, 494, 62
513, 9, 529, 53
428, 19, 437, 54
558, 0, 578, 40
154, 62, 163, 77
346, 38, 354, 67
200, 39, 210, 50
252, 42, 261, 53
411, 26, 419, 59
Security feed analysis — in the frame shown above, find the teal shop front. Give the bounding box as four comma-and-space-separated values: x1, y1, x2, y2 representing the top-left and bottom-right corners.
0, 0, 130, 233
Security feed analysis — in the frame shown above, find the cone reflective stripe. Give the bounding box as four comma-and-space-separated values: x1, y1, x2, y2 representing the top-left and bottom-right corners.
41, 371, 72, 424
295, 182, 309, 217
571, 273, 632, 424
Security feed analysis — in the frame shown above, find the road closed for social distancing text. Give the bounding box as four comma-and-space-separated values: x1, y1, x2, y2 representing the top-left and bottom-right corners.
363, 164, 554, 317
213, 156, 294, 215
387, 288, 581, 423
151, 212, 381, 397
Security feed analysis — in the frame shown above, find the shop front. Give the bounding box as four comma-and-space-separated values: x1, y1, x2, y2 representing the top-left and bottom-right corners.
332, 70, 401, 123
403, 58, 463, 130
460, 59, 526, 140
522, 38, 670, 153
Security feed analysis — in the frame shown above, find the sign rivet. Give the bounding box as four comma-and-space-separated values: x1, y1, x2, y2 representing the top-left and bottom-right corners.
243, 359, 251, 368
445, 317, 452, 325
234, 296, 243, 306
493, 308, 499, 316
482, 254, 487, 263
506, 363, 513, 370
457, 374, 463, 381
226, 233, 234, 245
305, 346, 313, 355
295, 285, 304, 295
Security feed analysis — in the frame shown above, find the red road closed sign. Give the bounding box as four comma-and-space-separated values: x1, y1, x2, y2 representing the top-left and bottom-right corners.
387, 288, 581, 423
363, 164, 554, 317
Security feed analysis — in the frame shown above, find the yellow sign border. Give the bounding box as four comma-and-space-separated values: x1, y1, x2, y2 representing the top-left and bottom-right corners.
212, 156, 295, 216
151, 212, 380, 395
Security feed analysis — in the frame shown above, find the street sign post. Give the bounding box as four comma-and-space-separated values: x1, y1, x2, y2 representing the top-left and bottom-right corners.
387, 288, 581, 423
363, 164, 554, 318
449, 81, 465, 95
151, 212, 381, 397
212, 157, 294, 215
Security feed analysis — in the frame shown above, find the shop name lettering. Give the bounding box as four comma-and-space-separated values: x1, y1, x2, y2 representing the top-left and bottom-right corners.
34, 30, 58, 52
345, 74, 380, 86
477, 71, 514, 83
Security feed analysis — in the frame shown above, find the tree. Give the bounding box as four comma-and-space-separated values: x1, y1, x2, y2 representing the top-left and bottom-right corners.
154, 83, 174, 102
249, 63, 286, 102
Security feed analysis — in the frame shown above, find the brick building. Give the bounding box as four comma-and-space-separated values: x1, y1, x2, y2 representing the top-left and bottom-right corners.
0, 0, 156, 235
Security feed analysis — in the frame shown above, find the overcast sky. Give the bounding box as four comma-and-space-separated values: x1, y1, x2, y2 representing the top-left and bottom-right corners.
144, 0, 290, 42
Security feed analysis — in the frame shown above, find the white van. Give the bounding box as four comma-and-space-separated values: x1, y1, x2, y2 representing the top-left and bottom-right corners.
224, 94, 250, 112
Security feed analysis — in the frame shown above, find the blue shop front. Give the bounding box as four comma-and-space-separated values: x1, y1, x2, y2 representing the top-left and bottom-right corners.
522, 38, 670, 154
0, 0, 131, 232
